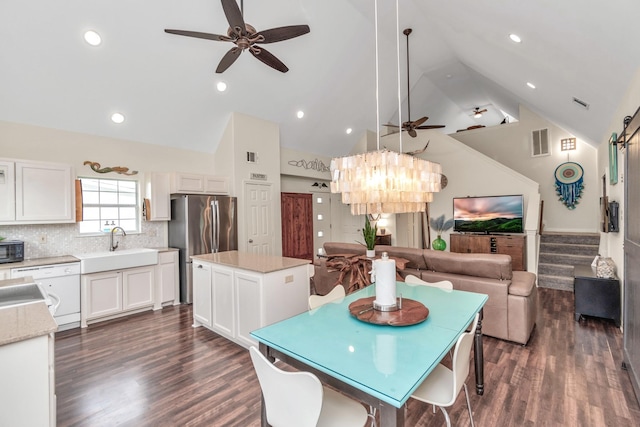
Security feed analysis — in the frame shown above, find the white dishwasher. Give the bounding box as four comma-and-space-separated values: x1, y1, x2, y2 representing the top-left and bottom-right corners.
11, 262, 81, 331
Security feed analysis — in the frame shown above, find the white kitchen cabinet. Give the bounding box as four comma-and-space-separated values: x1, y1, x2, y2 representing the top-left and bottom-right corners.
81, 265, 155, 327
122, 267, 154, 310
192, 254, 309, 349
0, 158, 75, 224
171, 172, 229, 195
0, 160, 15, 221
211, 264, 235, 340
0, 334, 55, 427
193, 261, 212, 327
154, 250, 179, 308
145, 172, 171, 221
234, 271, 262, 348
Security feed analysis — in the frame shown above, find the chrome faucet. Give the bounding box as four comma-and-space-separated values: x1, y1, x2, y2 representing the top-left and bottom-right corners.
110, 226, 126, 251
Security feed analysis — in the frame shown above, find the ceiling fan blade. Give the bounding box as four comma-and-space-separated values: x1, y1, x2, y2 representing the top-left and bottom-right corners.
221, 0, 246, 35
384, 123, 400, 128
216, 47, 242, 73
256, 25, 311, 43
408, 128, 418, 138
250, 47, 289, 73
416, 125, 446, 129
165, 29, 230, 42
411, 116, 428, 127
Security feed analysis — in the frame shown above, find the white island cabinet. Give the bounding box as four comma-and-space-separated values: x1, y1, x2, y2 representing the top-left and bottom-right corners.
192, 251, 311, 349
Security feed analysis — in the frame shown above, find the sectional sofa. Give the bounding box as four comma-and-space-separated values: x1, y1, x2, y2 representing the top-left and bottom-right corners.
313, 242, 538, 345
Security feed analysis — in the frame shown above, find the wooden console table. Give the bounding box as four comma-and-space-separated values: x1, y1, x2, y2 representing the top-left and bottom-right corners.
574, 265, 621, 326
450, 234, 527, 271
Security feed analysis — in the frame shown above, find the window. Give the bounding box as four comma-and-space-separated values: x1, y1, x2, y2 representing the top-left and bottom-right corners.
531, 128, 550, 157
79, 177, 139, 233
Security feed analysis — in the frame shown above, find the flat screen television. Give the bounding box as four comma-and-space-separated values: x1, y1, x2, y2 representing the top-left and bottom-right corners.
453, 195, 524, 234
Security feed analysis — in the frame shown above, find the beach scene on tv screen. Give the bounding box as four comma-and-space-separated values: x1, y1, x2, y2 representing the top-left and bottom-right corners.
454, 195, 524, 233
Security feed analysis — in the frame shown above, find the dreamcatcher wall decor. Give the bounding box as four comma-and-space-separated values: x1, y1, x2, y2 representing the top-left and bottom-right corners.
554, 162, 584, 209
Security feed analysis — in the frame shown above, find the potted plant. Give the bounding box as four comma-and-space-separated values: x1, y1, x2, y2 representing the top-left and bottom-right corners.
362, 216, 378, 257
429, 214, 454, 251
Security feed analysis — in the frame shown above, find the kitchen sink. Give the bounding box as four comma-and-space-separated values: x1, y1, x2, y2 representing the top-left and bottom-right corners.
0, 283, 45, 308
74, 248, 159, 274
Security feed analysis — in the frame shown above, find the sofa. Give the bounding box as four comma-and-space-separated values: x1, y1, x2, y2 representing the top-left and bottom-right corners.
313, 242, 538, 345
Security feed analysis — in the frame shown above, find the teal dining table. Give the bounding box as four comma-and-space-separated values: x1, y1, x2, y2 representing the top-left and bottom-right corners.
250, 282, 488, 427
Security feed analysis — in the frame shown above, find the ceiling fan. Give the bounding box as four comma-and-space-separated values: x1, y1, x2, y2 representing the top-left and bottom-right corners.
473, 107, 488, 118
385, 28, 445, 138
164, 0, 310, 73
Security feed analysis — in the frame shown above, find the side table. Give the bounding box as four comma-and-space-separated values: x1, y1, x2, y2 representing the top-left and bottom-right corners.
574, 265, 621, 326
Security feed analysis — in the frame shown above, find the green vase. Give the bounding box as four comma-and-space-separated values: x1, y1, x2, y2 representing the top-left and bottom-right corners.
432, 235, 446, 251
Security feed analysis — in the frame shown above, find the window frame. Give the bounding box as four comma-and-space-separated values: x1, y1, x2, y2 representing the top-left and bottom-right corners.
78, 176, 141, 234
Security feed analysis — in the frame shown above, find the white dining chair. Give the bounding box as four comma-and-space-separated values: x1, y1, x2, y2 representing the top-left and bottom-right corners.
249, 346, 369, 427
308, 284, 346, 310
409, 313, 479, 427
404, 274, 454, 290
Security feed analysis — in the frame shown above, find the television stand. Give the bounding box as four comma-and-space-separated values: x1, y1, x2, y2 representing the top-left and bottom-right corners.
450, 234, 527, 271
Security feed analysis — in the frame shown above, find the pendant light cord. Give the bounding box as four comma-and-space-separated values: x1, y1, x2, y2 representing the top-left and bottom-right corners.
375, 0, 380, 151
395, 0, 403, 152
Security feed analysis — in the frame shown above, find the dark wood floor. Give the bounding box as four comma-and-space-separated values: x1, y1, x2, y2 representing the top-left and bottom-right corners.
55, 288, 640, 426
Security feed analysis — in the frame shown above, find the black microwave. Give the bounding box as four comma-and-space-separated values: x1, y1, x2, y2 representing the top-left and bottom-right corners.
0, 240, 24, 264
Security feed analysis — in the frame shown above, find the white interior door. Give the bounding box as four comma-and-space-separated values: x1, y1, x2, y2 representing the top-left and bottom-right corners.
245, 182, 273, 255
330, 193, 364, 244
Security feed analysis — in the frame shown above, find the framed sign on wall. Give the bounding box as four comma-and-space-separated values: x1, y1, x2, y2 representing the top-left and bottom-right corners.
609, 132, 618, 185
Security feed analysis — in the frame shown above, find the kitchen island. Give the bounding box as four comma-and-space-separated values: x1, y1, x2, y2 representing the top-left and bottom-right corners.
191, 251, 311, 348
0, 277, 57, 427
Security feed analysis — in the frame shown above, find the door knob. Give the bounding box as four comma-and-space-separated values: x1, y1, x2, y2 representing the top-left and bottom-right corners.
248, 239, 254, 243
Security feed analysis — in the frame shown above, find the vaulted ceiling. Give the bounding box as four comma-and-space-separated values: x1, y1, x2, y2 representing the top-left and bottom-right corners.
2, 0, 639, 158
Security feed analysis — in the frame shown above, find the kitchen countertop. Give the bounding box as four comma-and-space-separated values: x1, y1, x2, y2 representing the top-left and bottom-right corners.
0, 277, 57, 346
0, 255, 80, 270
192, 251, 310, 274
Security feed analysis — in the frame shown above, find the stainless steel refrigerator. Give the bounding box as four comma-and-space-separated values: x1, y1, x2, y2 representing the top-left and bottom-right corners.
168, 194, 238, 303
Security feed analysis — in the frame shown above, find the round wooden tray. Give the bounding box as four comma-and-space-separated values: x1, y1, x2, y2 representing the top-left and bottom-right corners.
348, 297, 429, 326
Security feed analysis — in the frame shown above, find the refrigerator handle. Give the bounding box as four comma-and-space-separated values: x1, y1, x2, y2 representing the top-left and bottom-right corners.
212, 200, 220, 253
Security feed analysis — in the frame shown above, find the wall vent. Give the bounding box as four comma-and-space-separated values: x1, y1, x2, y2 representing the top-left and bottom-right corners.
531, 128, 550, 157
246, 151, 257, 163
573, 97, 590, 110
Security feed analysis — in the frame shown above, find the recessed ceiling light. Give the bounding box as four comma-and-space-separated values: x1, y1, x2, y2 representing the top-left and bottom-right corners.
296, 110, 304, 119
84, 30, 102, 46
509, 34, 522, 43
111, 113, 125, 124
216, 81, 227, 92
526, 82, 536, 89
346, 128, 353, 134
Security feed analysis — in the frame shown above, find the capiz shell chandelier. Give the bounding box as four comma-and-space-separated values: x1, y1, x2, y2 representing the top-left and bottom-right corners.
330, 149, 442, 215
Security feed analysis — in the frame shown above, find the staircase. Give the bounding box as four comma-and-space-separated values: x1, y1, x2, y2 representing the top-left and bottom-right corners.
537, 232, 600, 291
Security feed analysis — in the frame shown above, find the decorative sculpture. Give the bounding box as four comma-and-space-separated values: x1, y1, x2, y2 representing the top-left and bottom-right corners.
554, 162, 584, 209
84, 161, 138, 176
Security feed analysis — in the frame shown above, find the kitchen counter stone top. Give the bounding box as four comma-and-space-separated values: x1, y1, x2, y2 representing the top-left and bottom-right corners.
0, 299, 57, 347
0, 255, 80, 271
192, 250, 310, 274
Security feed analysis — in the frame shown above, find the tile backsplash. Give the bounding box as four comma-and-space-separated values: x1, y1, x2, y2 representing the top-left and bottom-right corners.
0, 222, 167, 259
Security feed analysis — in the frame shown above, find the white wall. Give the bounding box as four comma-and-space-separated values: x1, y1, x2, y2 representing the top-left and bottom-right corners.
214, 113, 283, 254
451, 106, 599, 233
0, 120, 220, 256
380, 129, 540, 273
598, 67, 640, 313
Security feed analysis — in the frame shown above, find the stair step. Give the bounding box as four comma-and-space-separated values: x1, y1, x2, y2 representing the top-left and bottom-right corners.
540, 232, 600, 245
538, 263, 574, 277
540, 242, 599, 256
539, 253, 595, 266
538, 274, 574, 291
